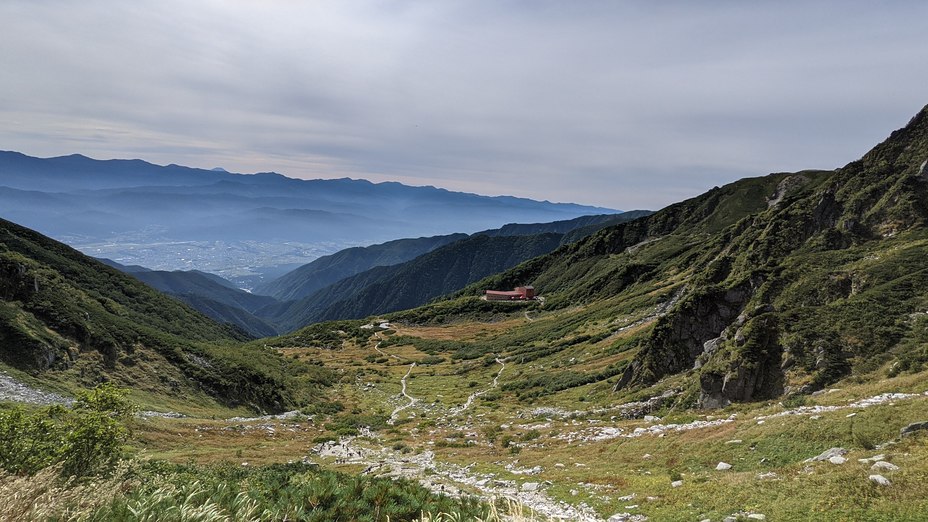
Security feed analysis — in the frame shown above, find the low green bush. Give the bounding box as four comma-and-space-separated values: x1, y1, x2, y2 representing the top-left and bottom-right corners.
0, 383, 134, 477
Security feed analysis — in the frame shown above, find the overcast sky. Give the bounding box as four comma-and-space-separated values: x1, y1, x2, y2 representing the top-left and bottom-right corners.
2, 1, 927, 209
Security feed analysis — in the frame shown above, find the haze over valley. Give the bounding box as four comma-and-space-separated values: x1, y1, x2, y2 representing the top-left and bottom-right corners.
0, 150, 614, 285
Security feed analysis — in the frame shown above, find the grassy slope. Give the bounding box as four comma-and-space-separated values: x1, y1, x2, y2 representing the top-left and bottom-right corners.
139, 311, 928, 520
0, 217, 330, 414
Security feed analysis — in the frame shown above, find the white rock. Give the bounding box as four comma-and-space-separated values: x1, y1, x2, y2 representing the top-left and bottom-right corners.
871, 461, 900, 472
521, 482, 541, 492
644, 415, 661, 422
748, 515, 767, 520
806, 447, 848, 462
846, 412, 857, 418
671, 480, 684, 488
642, 453, 653, 460
555, 462, 565, 468
618, 494, 636, 501
756, 472, 778, 480
570, 489, 578, 496
828, 456, 847, 465
716, 461, 733, 471
869, 474, 892, 486
725, 439, 743, 444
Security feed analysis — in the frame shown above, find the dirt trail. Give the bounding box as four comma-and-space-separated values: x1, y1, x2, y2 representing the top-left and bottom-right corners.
373, 331, 401, 360
388, 363, 419, 425
451, 358, 506, 415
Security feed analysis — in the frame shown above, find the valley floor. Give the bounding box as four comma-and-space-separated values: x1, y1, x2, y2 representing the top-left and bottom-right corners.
5, 314, 928, 521
127, 318, 928, 521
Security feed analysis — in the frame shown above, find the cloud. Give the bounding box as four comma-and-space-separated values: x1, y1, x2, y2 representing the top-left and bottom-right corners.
1, 1, 927, 209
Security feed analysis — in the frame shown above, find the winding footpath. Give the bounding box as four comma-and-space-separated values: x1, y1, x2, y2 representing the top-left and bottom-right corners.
373, 331, 401, 360
451, 358, 506, 416
388, 362, 419, 425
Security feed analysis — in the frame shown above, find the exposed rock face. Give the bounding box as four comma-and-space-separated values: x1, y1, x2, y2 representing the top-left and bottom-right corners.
767, 174, 811, 208
698, 310, 784, 408
617, 282, 755, 390
900, 421, 928, 437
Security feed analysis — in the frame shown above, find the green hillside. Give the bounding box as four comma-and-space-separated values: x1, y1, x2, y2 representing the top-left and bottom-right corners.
121, 268, 281, 337
264, 233, 565, 331
0, 218, 328, 413
408, 106, 928, 407
254, 233, 469, 301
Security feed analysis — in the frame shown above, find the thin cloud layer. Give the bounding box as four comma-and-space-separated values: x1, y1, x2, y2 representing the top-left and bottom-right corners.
2, 1, 926, 209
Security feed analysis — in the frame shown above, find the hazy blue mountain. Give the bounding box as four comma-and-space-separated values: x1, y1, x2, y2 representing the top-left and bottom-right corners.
263, 233, 567, 331
256, 211, 652, 331
256, 211, 651, 307
254, 233, 469, 301
0, 151, 616, 250
476, 210, 653, 239
170, 295, 279, 339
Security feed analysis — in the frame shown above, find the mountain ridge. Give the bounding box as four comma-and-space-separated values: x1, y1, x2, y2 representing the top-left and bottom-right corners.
395, 104, 928, 408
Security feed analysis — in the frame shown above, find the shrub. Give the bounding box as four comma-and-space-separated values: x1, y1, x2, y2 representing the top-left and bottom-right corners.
0, 383, 134, 477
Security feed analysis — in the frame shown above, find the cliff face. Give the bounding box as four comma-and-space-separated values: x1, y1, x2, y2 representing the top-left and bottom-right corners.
623, 107, 928, 405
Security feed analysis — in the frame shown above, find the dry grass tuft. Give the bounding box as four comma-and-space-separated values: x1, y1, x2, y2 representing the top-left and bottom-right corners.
0, 461, 137, 522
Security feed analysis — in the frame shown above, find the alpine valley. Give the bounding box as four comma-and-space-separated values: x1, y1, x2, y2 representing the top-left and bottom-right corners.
3, 107, 928, 521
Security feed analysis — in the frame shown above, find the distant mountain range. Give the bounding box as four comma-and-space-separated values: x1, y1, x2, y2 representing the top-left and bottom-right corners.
0, 151, 616, 253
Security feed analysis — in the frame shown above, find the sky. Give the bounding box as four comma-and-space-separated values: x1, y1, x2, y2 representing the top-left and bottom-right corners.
2, 1, 927, 210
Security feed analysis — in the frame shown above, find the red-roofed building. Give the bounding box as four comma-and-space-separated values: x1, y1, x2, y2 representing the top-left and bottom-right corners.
485, 286, 535, 301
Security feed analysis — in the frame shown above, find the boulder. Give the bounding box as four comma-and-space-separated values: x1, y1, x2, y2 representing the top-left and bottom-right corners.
805, 447, 847, 462
869, 474, 891, 486
520, 482, 540, 492
828, 456, 847, 465
871, 461, 900, 472
716, 461, 733, 471
900, 421, 928, 438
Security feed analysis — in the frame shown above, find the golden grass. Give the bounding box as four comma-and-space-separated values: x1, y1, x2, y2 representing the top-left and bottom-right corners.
0, 463, 137, 522
392, 319, 526, 342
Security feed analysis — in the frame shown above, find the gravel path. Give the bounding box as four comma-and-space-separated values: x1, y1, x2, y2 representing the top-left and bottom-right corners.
388, 363, 418, 425
311, 433, 604, 521
451, 358, 506, 416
